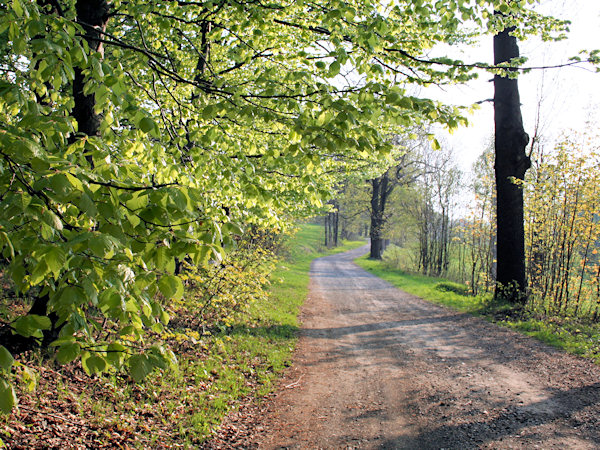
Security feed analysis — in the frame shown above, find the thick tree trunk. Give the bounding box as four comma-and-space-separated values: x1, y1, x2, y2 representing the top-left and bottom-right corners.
493, 23, 530, 303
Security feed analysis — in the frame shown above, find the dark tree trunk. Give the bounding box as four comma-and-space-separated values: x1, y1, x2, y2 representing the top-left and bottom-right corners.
333, 203, 339, 247
369, 173, 389, 259
330, 213, 334, 245
493, 22, 531, 303
72, 0, 110, 141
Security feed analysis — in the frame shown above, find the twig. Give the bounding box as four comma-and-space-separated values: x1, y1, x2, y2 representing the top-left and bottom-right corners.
284, 374, 304, 389
18, 405, 86, 427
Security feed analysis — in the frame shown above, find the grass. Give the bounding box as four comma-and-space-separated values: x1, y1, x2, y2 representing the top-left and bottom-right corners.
356, 256, 490, 313
355, 255, 600, 364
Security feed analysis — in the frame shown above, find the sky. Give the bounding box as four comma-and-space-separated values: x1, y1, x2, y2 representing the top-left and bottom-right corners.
431, 0, 600, 173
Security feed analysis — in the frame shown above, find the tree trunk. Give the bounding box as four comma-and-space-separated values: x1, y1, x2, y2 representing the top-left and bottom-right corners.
73, 0, 110, 141
369, 176, 387, 259
333, 209, 339, 247
493, 21, 530, 303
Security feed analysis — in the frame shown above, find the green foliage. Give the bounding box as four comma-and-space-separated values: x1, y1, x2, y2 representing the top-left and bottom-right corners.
12, 314, 51, 338
173, 233, 276, 331
501, 318, 600, 362
525, 129, 600, 319
0, 224, 362, 445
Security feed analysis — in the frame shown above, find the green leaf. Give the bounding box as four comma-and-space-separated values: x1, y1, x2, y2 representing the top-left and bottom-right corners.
11, 0, 24, 18
79, 192, 98, 217
88, 234, 116, 258
81, 353, 107, 375
21, 366, 37, 392
55, 342, 81, 364
0, 379, 16, 414
0, 232, 15, 258
105, 342, 127, 366
155, 246, 170, 271
30, 259, 49, 285
13, 315, 52, 338
158, 275, 184, 300
139, 117, 156, 133
59, 286, 87, 307
128, 354, 153, 382
0, 346, 14, 371
45, 247, 66, 278
41, 210, 63, 231
328, 60, 341, 76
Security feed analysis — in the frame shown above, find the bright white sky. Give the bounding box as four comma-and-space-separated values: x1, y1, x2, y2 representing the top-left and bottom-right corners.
432, 0, 600, 173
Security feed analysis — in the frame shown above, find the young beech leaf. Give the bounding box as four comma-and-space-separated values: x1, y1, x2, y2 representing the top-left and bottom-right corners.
55, 342, 81, 364
128, 354, 153, 382
0, 346, 14, 371
81, 353, 107, 375
138, 117, 156, 133
158, 274, 184, 300
105, 342, 127, 366
328, 60, 341, 77
0, 379, 16, 414
13, 315, 52, 338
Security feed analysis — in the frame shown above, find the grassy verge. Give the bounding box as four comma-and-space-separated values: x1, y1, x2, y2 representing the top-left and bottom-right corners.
355, 255, 600, 364
1, 225, 364, 448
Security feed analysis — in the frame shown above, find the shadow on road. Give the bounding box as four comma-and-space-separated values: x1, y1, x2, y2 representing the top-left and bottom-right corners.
379, 382, 600, 449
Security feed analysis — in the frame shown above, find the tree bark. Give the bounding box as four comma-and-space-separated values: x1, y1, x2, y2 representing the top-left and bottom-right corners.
333, 201, 339, 247
493, 22, 531, 303
72, 0, 110, 141
369, 174, 389, 259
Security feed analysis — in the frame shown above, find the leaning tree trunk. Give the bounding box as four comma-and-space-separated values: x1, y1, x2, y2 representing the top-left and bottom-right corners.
493, 21, 531, 303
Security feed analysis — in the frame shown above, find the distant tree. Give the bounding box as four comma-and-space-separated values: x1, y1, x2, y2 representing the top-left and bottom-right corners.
369, 135, 424, 259
412, 146, 461, 276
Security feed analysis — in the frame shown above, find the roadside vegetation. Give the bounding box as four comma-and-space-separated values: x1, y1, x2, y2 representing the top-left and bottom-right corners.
356, 255, 600, 364
0, 224, 363, 447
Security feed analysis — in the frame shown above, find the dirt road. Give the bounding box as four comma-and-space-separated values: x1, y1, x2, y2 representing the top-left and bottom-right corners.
211, 245, 600, 449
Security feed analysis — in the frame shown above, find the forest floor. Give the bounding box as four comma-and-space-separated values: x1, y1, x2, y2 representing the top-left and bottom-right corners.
206, 245, 600, 449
